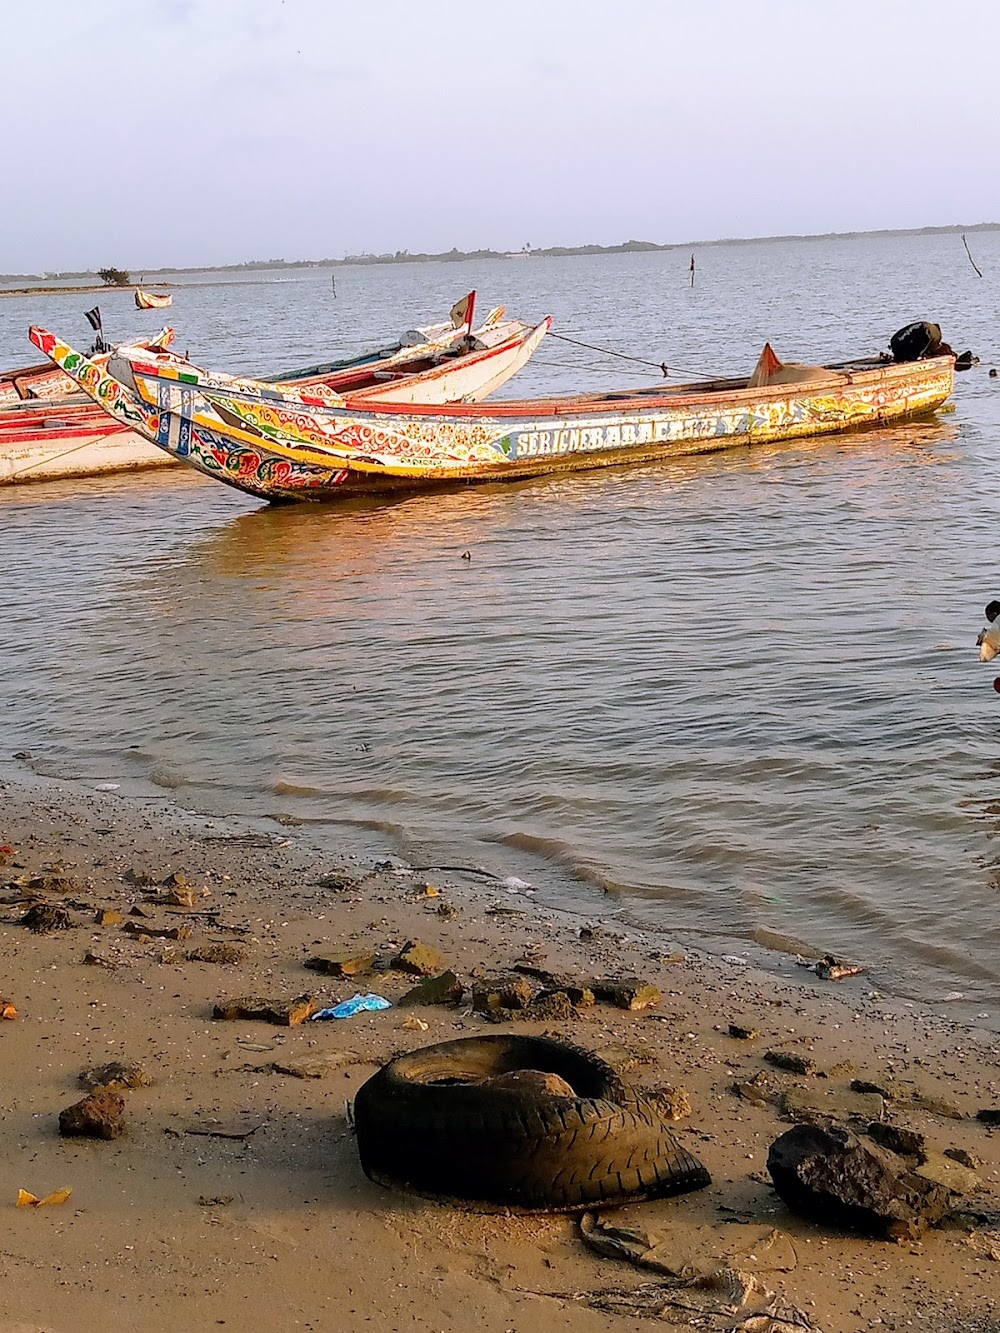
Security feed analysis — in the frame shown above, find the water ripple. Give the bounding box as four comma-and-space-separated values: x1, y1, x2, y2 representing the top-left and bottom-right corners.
3, 234, 1000, 1016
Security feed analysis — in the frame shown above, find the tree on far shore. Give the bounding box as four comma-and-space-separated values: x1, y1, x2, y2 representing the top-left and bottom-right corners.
97, 267, 130, 287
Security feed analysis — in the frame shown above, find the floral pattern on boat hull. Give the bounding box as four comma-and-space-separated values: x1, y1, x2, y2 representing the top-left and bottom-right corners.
28, 330, 337, 497
216, 396, 509, 464
192, 425, 336, 490
127, 358, 346, 409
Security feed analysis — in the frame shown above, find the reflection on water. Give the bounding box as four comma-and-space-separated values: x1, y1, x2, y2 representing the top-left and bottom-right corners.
3, 234, 1000, 1019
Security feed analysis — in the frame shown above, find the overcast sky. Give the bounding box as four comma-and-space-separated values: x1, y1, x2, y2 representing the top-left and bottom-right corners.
4, 0, 998, 272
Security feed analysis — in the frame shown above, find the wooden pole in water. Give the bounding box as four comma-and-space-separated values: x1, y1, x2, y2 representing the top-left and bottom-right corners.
331, 272, 337, 297
962, 234, 983, 278
690, 254, 695, 287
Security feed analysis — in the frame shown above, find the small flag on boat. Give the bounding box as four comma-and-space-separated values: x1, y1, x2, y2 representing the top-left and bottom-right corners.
449, 291, 476, 330
84, 306, 102, 331
747, 341, 783, 388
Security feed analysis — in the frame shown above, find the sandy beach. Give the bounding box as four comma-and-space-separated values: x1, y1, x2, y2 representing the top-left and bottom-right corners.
0, 774, 997, 1333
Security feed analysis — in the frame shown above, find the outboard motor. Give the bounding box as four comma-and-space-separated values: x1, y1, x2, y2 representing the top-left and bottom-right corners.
890, 321, 948, 362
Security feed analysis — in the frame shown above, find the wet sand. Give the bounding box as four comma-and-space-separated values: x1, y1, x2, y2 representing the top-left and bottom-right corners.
1, 776, 998, 1333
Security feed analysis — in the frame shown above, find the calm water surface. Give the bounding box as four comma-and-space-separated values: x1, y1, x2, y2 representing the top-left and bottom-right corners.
3, 234, 1000, 1018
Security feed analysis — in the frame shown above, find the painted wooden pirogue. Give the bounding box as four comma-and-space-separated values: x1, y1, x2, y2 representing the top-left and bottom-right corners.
0, 328, 177, 486
0, 327, 174, 404
1, 297, 548, 485
29, 325, 955, 505
134, 288, 172, 309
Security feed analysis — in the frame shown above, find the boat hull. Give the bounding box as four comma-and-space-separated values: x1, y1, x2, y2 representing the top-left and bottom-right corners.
1, 329, 179, 485
348, 318, 549, 406
135, 289, 173, 309
0, 412, 170, 485
29, 327, 955, 504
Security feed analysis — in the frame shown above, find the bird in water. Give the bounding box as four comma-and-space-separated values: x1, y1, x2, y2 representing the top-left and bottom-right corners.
976, 600, 1000, 661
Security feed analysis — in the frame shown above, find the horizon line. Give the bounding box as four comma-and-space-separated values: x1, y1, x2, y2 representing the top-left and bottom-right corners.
3, 219, 998, 282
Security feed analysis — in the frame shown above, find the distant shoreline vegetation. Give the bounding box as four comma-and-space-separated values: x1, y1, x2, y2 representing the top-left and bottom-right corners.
3, 222, 998, 283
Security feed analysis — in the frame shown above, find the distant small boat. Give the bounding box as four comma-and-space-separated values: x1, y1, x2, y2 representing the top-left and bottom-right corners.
134, 288, 173, 309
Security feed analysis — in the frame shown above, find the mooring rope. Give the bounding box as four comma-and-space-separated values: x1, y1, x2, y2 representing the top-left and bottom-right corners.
3, 430, 123, 481
548, 331, 723, 380
531, 354, 665, 377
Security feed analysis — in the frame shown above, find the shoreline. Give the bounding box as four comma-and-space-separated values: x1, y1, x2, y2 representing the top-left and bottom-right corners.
7, 754, 996, 1037
1, 773, 998, 1332
0, 283, 138, 299
0, 278, 314, 300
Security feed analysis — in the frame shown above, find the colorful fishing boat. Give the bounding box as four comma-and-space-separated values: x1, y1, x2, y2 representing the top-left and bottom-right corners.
28, 325, 955, 506
0, 327, 175, 404
0, 329, 178, 486
135, 288, 173, 309
1, 296, 548, 485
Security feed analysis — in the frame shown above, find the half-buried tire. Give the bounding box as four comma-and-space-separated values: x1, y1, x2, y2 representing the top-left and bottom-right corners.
353, 1034, 711, 1211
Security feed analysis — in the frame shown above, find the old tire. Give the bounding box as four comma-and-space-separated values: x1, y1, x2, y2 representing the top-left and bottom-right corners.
353, 1034, 711, 1211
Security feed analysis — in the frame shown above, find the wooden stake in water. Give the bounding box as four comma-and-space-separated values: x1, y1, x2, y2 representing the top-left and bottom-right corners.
331, 272, 337, 297
690, 254, 695, 287
962, 235, 983, 278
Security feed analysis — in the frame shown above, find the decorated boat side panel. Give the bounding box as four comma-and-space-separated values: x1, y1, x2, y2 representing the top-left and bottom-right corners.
14, 369, 77, 399
179, 363, 953, 478
28, 330, 340, 500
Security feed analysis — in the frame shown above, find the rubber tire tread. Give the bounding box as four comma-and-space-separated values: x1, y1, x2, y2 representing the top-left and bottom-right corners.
354, 1034, 711, 1210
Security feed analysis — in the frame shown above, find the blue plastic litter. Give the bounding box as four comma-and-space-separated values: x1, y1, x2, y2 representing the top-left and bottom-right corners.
311, 993, 392, 1020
